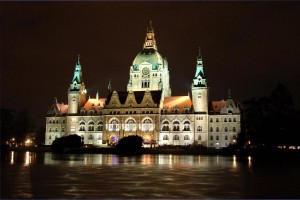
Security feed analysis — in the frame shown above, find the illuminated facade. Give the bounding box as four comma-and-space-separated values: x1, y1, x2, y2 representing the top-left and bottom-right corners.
45, 22, 240, 148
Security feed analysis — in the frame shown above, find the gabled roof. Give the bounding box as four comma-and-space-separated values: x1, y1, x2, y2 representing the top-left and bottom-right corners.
83, 98, 106, 111
105, 90, 162, 108
163, 96, 192, 113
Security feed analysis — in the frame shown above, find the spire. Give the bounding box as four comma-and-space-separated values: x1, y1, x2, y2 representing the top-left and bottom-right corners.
71, 54, 83, 84
143, 20, 157, 50
77, 54, 80, 65
228, 89, 232, 99
193, 47, 206, 87
108, 79, 112, 93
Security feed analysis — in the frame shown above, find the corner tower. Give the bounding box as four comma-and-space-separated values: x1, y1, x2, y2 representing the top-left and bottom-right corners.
127, 21, 171, 97
68, 55, 87, 114
192, 48, 208, 113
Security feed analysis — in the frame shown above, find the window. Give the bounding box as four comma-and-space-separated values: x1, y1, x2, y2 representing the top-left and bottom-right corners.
225, 127, 228, 132
55, 128, 58, 132
63, 120, 65, 123
49, 128, 52, 132
79, 122, 86, 131
210, 135, 213, 140
184, 135, 190, 140
233, 127, 236, 132
233, 118, 236, 122
225, 135, 228, 140
88, 122, 95, 131
183, 121, 190, 131
210, 127, 213, 132
142, 78, 150, 88
229, 118, 232, 122
88, 135, 93, 140
109, 119, 119, 131
97, 122, 103, 131
125, 119, 136, 131
216, 135, 219, 140
210, 118, 213, 122
198, 135, 201, 140
62, 128, 65, 132
216, 118, 219, 122
224, 118, 227, 122
197, 126, 202, 131
162, 121, 169, 131
49, 135, 51, 139
98, 135, 102, 140
142, 119, 153, 131
216, 127, 219, 132
173, 121, 180, 131
163, 135, 169, 140
173, 135, 179, 140
49, 120, 52, 123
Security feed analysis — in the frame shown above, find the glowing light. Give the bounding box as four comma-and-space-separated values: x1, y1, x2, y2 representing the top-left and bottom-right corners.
233, 155, 237, 168
10, 151, 14, 164
25, 151, 30, 166
248, 156, 252, 167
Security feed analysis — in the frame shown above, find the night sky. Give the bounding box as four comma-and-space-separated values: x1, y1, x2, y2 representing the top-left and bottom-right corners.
1, 2, 300, 126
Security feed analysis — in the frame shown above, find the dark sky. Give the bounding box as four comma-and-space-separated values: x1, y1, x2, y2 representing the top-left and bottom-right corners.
1, 2, 300, 126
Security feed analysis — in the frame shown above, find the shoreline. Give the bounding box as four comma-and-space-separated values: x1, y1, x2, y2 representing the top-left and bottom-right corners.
4, 146, 300, 160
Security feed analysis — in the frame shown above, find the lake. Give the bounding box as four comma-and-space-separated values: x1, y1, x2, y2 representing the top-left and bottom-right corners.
1, 151, 300, 199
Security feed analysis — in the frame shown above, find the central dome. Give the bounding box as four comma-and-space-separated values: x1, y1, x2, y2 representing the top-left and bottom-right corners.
132, 49, 163, 70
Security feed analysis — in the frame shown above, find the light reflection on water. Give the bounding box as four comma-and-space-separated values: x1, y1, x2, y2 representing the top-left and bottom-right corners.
2, 151, 300, 199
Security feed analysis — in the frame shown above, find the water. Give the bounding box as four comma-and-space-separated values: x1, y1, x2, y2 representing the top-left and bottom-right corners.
1, 151, 300, 199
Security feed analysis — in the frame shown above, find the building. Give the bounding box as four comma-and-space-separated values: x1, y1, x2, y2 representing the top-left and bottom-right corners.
45, 22, 240, 148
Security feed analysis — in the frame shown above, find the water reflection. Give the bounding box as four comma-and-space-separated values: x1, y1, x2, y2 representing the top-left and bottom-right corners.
3, 151, 300, 199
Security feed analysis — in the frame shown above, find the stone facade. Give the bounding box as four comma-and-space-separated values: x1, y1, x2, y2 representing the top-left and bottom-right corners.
45, 22, 240, 148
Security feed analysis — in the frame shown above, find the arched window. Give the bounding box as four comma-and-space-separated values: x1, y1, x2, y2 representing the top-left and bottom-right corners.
210, 127, 213, 132
184, 135, 190, 140
233, 118, 237, 122
224, 118, 227, 122
55, 128, 58, 132
183, 121, 190, 131
216, 135, 219, 140
173, 121, 180, 131
216, 127, 219, 132
163, 135, 169, 140
125, 119, 136, 131
198, 135, 201, 140
109, 119, 119, 131
49, 128, 52, 132
173, 135, 179, 140
229, 118, 232, 122
216, 118, 219, 122
142, 119, 153, 131
49, 135, 51, 139
225, 135, 228, 140
88, 121, 95, 131
97, 122, 103, 131
197, 126, 202, 131
79, 122, 85, 131
210, 135, 213, 140
225, 127, 228, 132
233, 127, 236, 132
88, 134, 93, 140
49, 120, 52, 123
162, 121, 169, 131
210, 118, 213, 122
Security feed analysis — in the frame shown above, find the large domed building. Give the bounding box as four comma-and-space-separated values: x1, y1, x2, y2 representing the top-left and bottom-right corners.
45, 22, 240, 148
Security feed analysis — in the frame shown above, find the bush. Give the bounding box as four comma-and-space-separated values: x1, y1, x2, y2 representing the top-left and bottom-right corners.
51, 134, 83, 153
115, 135, 143, 155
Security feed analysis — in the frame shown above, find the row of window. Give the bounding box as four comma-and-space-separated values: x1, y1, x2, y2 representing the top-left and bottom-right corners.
163, 135, 191, 140
162, 135, 231, 141
210, 127, 236, 132
48, 127, 65, 132
48, 135, 102, 140
162, 121, 191, 131
209, 118, 237, 122
79, 121, 103, 132
49, 119, 65, 124
210, 135, 229, 140
108, 110, 155, 115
